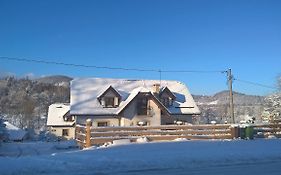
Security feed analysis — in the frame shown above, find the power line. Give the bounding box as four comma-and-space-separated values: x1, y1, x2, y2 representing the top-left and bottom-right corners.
0, 56, 226, 74
234, 78, 278, 90
1, 56, 278, 92
161, 70, 226, 73
0, 56, 157, 72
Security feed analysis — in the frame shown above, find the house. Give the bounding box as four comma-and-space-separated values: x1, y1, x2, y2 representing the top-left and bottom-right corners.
46, 103, 75, 139
4, 121, 27, 141
0, 117, 7, 142
71, 78, 200, 127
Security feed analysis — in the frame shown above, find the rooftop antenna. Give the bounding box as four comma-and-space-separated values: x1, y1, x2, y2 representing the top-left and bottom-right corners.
159, 69, 162, 87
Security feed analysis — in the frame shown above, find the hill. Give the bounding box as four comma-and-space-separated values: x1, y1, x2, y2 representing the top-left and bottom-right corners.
0, 76, 71, 130
35, 75, 72, 87
193, 91, 264, 124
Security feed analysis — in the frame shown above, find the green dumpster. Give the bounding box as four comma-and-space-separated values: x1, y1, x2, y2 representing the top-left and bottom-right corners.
239, 125, 246, 139
245, 125, 254, 139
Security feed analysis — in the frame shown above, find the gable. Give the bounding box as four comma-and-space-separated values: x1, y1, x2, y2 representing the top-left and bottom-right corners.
97, 86, 121, 100
118, 92, 170, 116
159, 87, 176, 100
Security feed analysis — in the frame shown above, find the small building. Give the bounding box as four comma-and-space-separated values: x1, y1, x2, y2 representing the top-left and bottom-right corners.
71, 78, 200, 127
4, 121, 27, 141
47, 103, 75, 139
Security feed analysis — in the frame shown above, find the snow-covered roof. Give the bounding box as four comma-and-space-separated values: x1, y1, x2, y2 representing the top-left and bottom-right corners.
47, 103, 74, 126
4, 121, 27, 141
71, 78, 200, 116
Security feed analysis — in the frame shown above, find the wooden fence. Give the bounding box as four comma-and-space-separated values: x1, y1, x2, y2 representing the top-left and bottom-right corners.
253, 122, 281, 138
76, 120, 234, 148
75, 120, 281, 148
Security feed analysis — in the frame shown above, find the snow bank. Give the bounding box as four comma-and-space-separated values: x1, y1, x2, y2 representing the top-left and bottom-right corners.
0, 140, 79, 157
1, 140, 281, 175
54, 140, 78, 149
112, 139, 131, 145
136, 137, 149, 143
174, 138, 188, 141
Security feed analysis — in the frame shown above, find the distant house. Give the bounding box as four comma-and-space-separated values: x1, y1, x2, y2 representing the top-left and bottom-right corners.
71, 78, 200, 127
4, 121, 27, 141
0, 118, 6, 142
47, 103, 75, 139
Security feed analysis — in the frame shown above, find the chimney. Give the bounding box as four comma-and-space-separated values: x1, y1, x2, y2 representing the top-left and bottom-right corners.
152, 83, 160, 94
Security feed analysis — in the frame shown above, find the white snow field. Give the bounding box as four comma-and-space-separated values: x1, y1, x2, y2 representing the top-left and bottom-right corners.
1, 139, 281, 175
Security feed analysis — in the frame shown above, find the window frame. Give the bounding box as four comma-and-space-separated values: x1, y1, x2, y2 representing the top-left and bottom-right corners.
161, 97, 173, 107
137, 97, 148, 115
104, 97, 115, 108
97, 121, 108, 127
62, 129, 69, 136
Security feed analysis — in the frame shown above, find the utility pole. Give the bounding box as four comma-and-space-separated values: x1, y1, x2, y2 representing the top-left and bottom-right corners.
227, 68, 235, 123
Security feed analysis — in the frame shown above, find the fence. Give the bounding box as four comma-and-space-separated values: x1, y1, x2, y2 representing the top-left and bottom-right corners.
75, 120, 234, 148
75, 120, 281, 148
253, 121, 281, 138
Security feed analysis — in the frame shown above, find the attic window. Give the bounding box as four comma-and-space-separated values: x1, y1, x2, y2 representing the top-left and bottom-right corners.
98, 86, 121, 108
101, 97, 119, 108
159, 87, 176, 107
161, 97, 173, 107
64, 115, 74, 122
104, 97, 114, 107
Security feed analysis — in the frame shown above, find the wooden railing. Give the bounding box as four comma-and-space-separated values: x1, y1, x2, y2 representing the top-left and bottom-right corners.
75, 121, 233, 148
253, 122, 281, 138
75, 119, 281, 148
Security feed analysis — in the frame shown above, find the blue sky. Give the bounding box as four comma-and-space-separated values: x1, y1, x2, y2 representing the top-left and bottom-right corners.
0, 0, 280, 95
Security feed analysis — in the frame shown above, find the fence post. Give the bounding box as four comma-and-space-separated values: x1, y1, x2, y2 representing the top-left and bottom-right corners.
75, 126, 80, 138
75, 126, 82, 148
230, 125, 239, 139
85, 119, 92, 148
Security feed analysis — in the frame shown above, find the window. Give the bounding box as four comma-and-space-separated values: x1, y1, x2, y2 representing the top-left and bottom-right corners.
64, 115, 74, 122
98, 86, 121, 107
137, 98, 147, 115
104, 97, 114, 107
97, 122, 108, 127
62, 129, 69, 136
137, 121, 148, 126
159, 87, 175, 107
161, 97, 173, 107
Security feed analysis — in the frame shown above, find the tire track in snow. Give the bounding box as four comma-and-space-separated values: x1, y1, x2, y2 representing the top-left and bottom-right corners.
16, 144, 23, 158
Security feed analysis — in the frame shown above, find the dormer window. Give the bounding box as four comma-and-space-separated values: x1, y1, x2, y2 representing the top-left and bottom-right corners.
101, 97, 119, 108
63, 112, 74, 122
161, 97, 173, 107
105, 97, 114, 107
98, 86, 121, 108
159, 87, 176, 107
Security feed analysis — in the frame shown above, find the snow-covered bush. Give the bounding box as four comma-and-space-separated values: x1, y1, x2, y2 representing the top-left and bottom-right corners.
263, 92, 281, 122
38, 130, 61, 142
0, 117, 7, 142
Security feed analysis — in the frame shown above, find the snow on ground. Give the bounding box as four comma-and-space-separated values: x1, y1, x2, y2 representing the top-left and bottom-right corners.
1, 139, 281, 175
0, 140, 78, 157
208, 100, 218, 105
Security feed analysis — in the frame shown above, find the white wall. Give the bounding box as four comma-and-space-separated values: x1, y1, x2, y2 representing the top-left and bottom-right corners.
49, 126, 75, 139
